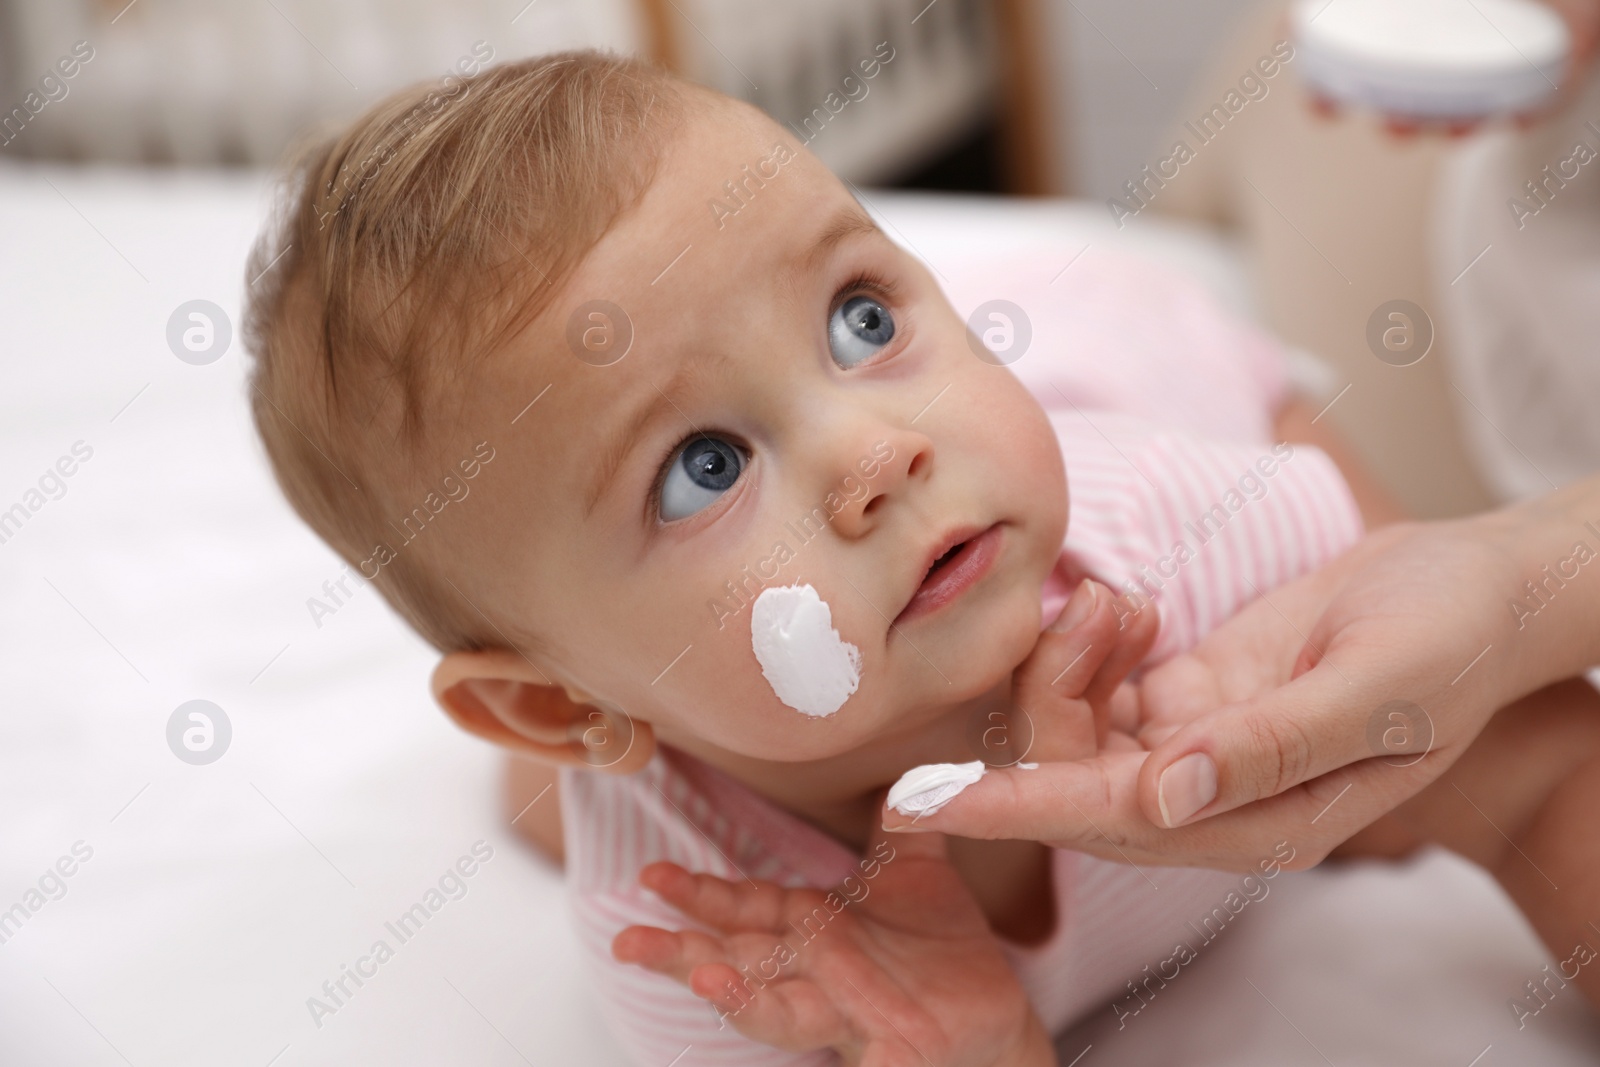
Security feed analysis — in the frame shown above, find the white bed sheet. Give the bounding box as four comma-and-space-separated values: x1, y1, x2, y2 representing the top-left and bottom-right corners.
0, 165, 1594, 1066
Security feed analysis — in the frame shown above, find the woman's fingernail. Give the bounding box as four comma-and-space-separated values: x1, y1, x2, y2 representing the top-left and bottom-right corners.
1157, 753, 1217, 828
1049, 579, 1098, 633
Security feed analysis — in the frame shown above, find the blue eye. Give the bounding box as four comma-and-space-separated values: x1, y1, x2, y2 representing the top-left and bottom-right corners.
659, 435, 745, 521
828, 295, 895, 368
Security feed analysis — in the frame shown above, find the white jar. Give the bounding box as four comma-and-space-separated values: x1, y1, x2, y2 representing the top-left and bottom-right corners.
1291, 0, 1570, 120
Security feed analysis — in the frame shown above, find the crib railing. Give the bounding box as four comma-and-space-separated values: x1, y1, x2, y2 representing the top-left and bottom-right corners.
0, 0, 1045, 187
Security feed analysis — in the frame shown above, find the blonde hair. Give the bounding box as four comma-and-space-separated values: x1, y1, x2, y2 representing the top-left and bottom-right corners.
244, 51, 682, 653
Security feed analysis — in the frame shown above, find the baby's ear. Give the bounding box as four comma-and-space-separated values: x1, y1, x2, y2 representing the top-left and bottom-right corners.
431, 650, 654, 773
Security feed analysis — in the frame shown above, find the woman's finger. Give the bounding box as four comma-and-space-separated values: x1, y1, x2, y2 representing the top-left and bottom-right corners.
864, 804, 947, 863
883, 739, 1442, 872
882, 751, 1149, 843
1144, 751, 1447, 868
1134, 654, 1441, 828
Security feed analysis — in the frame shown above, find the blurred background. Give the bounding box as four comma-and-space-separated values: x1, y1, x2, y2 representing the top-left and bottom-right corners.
9, 0, 1593, 519
4, 0, 1599, 1064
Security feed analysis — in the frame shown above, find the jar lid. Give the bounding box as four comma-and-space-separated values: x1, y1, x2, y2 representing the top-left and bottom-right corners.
1291, 0, 1570, 119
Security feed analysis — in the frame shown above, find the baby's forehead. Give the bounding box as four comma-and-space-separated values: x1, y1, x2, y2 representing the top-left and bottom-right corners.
471, 99, 883, 486
611, 96, 862, 262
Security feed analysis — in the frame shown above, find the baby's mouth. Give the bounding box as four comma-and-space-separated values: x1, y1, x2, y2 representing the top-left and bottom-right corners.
928, 542, 963, 575
893, 523, 1003, 626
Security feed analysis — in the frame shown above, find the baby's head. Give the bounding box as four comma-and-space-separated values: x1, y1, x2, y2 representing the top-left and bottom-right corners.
245, 51, 1066, 780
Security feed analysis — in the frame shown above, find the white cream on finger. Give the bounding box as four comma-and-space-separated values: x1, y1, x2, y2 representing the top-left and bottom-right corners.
887, 761, 987, 816
750, 583, 861, 718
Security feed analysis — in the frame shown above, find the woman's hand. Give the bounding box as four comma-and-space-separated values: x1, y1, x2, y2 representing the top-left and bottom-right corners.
612, 826, 1056, 1067
881, 516, 1562, 872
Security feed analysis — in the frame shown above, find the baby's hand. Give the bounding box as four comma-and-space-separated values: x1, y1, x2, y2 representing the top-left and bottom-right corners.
880, 579, 1158, 835
612, 826, 1055, 1067
998, 579, 1160, 765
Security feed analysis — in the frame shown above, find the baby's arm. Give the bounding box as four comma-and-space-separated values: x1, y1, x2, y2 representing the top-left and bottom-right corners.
614, 826, 1056, 1067
1352, 676, 1600, 1012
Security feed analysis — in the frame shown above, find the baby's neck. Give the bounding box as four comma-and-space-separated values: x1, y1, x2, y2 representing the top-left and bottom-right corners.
660, 679, 1012, 852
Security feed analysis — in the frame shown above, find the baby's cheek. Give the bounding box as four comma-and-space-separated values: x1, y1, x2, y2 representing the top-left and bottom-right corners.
747, 582, 862, 719
650, 588, 889, 762
1006, 390, 1068, 539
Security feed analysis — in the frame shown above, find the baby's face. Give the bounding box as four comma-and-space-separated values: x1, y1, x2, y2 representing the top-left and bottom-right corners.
469, 96, 1066, 765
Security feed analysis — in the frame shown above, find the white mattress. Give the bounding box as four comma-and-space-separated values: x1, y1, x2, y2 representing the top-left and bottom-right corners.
0, 164, 1594, 1065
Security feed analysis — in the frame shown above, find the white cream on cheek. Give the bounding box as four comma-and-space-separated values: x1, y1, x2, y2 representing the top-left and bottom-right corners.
750, 583, 861, 718
887, 761, 987, 816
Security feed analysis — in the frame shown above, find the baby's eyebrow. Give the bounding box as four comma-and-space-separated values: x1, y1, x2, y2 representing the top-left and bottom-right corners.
788, 208, 882, 283
583, 348, 732, 519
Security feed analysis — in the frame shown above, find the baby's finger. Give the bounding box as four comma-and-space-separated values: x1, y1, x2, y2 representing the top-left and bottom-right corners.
688, 962, 848, 1052
639, 861, 790, 934
1024, 579, 1126, 697
1103, 679, 1142, 737
1015, 581, 1123, 757
612, 924, 732, 985
1081, 593, 1160, 737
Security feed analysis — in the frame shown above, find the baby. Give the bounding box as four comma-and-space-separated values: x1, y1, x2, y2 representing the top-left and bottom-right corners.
243, 51, 1600, 1064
